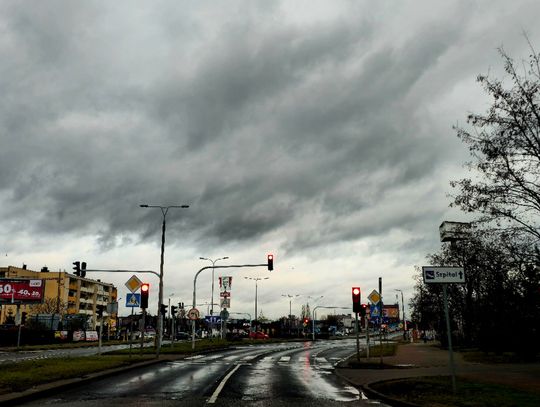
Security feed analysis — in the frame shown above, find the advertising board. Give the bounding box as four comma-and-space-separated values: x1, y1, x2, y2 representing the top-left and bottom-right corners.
0, 279, 44, 303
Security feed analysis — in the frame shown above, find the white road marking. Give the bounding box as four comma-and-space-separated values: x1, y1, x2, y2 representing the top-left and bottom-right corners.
185, 355, 205, 360
279, 356, 291, 362
207, 364, 242, 404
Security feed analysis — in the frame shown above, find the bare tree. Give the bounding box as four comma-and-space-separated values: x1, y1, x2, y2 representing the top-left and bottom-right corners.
30, 297, 68, 315
451, 42, 540, 241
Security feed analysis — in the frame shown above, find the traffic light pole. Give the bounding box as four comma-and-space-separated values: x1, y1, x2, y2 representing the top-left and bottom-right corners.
129, 306, 134, 358
365, 315, 370, 359
140, 309, 146, 355
355, 312, 360, 361
192, 263, 269, 350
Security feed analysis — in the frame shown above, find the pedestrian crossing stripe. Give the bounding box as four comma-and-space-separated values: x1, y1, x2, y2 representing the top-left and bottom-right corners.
278, 356, 291, 362
182, 355, 332, 366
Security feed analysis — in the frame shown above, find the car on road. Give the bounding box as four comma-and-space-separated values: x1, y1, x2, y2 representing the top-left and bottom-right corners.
249, 331, 269, 339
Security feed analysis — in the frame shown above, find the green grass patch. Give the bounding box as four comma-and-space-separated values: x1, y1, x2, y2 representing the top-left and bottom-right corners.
345, 342, 398, 368
0, 355, 152, 393
371, 376, 540, 407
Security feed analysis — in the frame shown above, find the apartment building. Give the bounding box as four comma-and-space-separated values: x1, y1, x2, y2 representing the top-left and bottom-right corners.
0, 265, 117, 330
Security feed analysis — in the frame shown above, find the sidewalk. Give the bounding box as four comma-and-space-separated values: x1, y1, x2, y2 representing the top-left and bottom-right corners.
335, 341, 540, 404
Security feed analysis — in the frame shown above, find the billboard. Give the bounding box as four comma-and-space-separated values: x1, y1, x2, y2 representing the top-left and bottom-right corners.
0, 279, 45, 303
383, 306, 399, 319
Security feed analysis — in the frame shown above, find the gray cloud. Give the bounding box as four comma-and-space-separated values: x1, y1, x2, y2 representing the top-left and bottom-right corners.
1, 0, 539, 264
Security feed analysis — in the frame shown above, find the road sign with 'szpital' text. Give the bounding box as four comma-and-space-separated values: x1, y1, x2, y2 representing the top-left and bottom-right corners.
422, 266, 465, 284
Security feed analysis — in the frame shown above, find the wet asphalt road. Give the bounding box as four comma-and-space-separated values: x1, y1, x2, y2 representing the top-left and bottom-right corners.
17, 339, 389, 406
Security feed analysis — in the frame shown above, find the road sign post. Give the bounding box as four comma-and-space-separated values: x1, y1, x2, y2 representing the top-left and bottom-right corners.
422, 266, 466, 394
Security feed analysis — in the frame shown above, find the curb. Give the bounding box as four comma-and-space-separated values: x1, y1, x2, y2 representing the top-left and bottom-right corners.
361, 382, 421, 407
334, 369, 420, 407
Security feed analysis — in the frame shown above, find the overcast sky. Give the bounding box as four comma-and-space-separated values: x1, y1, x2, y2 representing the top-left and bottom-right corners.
1, 1, 539, 320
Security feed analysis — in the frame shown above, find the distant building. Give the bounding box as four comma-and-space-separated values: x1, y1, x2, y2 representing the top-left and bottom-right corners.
0, 265, 118, 330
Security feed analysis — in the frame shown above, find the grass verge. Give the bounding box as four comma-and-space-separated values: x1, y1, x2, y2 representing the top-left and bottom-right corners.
0, 355, 152, 394
370, 376, 540, 407
345, 342, 398, 368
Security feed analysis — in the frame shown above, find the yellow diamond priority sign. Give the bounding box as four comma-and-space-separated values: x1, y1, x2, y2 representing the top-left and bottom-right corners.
125, 275, 143, 293
368, 290, 380, 305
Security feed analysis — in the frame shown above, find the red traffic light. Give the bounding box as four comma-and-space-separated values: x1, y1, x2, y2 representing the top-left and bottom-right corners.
140, 283, 150, 309
267, 254, 274, 271
352, 287, 361, 313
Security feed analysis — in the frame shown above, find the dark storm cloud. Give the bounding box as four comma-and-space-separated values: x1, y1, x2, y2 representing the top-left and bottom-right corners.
1, 1, 537, 258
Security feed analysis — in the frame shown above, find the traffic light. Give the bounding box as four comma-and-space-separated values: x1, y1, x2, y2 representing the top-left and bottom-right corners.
140, 283, 150, 309
352, 287, 361, 313
81, 262, 87, 278
267, 254, 274, 271
171, 305, 178, 317
303, 317, 309, 325
160, 304, 167, 315
96, 305, 104, 318
360, 303, 367, 317
73, 261, 80, 276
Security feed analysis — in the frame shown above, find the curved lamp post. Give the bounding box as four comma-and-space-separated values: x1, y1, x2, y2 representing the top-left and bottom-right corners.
281, 294, 300, 335
244, 276, 269, 331
199, 257, 229, 318
199, 257, 229, 337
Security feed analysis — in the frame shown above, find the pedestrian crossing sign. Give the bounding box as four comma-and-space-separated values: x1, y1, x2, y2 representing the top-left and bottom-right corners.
126, 293, 141, 307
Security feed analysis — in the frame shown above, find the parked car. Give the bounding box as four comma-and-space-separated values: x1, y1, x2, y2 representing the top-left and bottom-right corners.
249, 331, 269, 339
175, 332, 190, 340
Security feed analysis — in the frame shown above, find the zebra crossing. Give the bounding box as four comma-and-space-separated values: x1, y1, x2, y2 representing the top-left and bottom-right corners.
183, 353, 341, 369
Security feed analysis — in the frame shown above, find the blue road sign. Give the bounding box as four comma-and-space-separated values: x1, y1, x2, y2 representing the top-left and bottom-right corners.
205, 316, 222, 323
126, 293, 141, 308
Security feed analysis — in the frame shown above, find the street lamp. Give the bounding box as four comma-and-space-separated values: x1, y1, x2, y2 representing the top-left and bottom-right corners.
140, 203, 189, 355
244, 276, 269, 331
199, 256, 229, 337
281, 294, 300, 335
394, 289, 406, 334
199, 257, 229, 317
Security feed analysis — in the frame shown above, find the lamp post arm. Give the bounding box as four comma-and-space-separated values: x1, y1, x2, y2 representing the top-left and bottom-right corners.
191, 262, 271, 349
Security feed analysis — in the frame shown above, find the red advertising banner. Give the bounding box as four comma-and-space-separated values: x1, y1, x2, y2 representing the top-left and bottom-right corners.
0, 279, 45, 303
